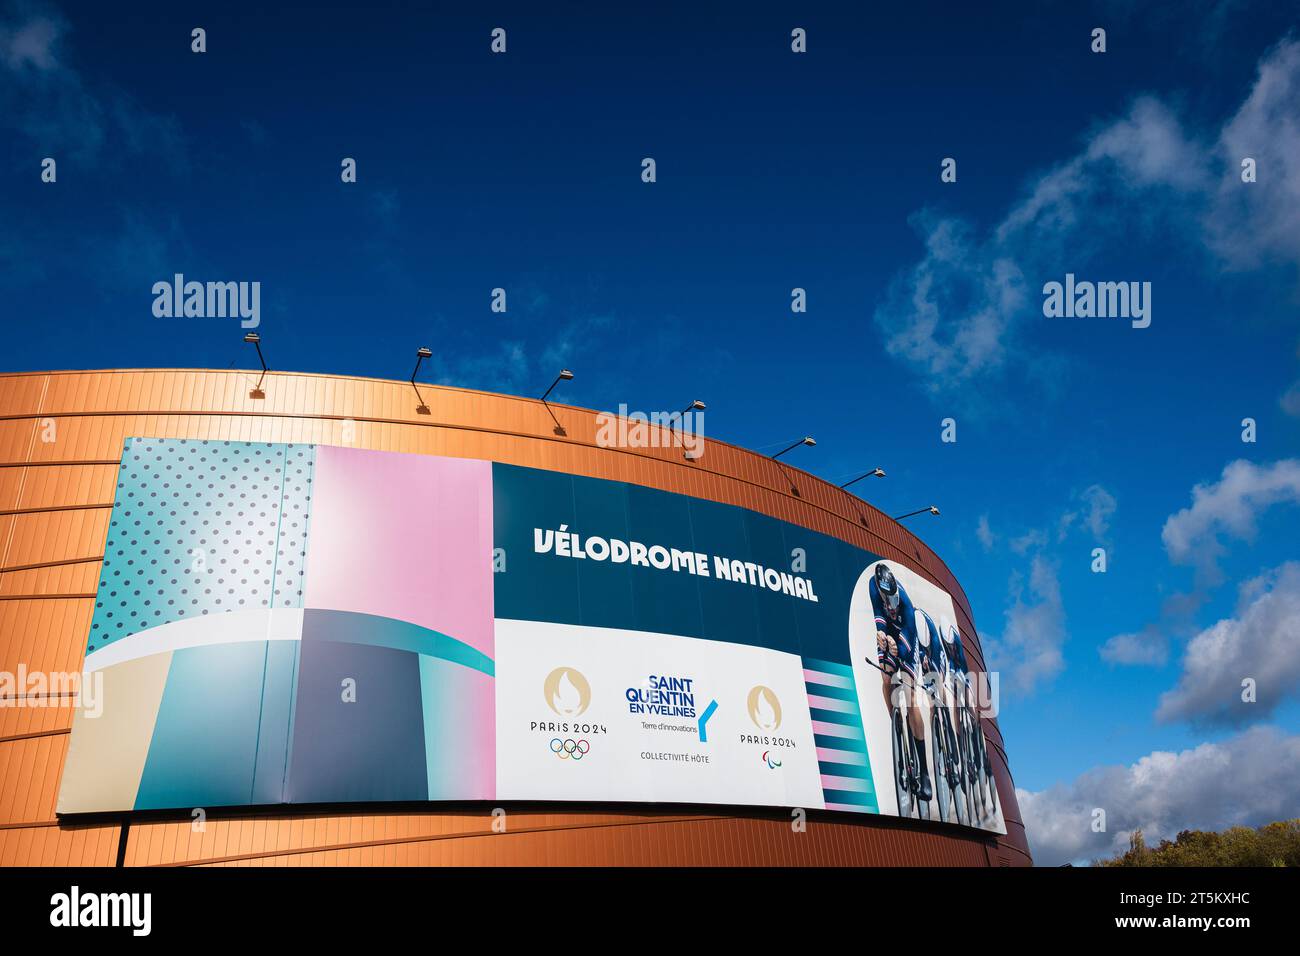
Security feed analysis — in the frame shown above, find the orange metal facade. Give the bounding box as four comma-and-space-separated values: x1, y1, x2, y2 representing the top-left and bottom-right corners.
0, 368, 1031, 866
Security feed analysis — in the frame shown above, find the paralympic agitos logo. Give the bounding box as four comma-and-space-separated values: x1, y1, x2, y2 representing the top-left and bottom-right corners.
740, 684, 798, 755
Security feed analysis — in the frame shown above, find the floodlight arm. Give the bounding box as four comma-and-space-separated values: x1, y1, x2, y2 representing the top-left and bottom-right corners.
243, 333, 268, 389
894, 506, 940, 521
772, 436, 815, 461
840, 468, 886, 489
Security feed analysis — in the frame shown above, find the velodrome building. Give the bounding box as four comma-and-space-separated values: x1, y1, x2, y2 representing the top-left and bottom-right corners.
0, 368, 1031, 867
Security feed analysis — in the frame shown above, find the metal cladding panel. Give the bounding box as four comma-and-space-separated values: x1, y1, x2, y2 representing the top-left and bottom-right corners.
3, 509, 111, 573
0, 600, 94, 676
0, 733, 69, 825
0, 562, 100, 598
0, 823, 120, 867
0, 369, 1030, 866
128, 811, 992, 867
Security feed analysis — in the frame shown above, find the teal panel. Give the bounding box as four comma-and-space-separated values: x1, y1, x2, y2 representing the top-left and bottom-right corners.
135, 641, 274, 810
251, 639, 300, 805
419, 654, 494, 800
304, 608, 494, 676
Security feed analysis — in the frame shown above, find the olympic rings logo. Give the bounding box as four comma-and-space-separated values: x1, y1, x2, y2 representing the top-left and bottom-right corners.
549, 738, 591, 760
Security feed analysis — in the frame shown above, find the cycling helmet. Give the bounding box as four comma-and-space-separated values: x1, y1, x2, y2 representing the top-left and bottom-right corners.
946, 623, 961, 647
874, 564, 900, 614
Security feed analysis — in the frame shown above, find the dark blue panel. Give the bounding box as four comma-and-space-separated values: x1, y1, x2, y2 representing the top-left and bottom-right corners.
286, 636, 427, 804
741, 510, 801, 655
787, 533, 864, 664
492, 463, 581, 624
570, 474, 635, 628
625, 482, 705, 638
689, 498, 761, 646
490, 461, 883, 667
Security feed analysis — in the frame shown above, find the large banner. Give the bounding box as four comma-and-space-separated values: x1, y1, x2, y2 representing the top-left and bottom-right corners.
57, 440, 1004, 834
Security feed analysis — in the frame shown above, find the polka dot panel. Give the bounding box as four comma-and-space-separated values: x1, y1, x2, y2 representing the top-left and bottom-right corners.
88, 439, 316, 653
276, 443, 315, 611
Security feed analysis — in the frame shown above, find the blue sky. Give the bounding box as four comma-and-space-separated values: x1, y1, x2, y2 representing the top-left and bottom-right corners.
2, 1, 1299, 863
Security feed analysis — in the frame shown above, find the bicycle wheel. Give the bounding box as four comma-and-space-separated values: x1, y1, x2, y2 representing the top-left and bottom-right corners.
963, 706, 985, 822
891, 706, 912, 818
974, 716, 997, 822
946, 708, 970, 827
930, 704, 951, 824
905, 724, 925, 820
962, 708, 979, 825
980, 719, 999, 819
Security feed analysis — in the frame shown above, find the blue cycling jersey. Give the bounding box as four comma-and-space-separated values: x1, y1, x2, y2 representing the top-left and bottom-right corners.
869, 575, 921, 675
914, 608, 947, 676
943, 625, 969, 675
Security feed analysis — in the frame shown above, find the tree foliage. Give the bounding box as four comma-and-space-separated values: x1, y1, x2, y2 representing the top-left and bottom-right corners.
1094, 819, 1300, 867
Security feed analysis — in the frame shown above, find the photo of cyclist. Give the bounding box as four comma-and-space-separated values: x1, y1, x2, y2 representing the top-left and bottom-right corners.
869, 563, 932, 801
848, 557, 1004, 833
937, 616, 970, 747
943, 618, 1001, 824
917, 605, 968, 822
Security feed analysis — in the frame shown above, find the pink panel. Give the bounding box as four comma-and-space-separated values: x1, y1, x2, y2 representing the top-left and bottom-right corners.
304, 446, 495, 657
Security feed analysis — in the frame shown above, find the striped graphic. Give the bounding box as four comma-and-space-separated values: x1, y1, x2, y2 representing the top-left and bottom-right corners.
803, 657, 879, 814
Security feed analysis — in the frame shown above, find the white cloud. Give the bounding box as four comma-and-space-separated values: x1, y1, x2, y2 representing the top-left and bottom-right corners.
0, 6, 184, 166
1099, 591, 1204, 669
1101, 462, 1297, 672
1281, 379, 1300, 417
0, 12, 60, 70
1099, 626, 1169, 666
874, 40, 1300, 398
1020, 725, 1300, 866
1160, 458, 1300, 581
539, 312, 614, 372
427, 311, 615, 399
1080, 485, 1117, 539
1086, 96, 1211, 191
1206, 39, 1300, 270
1009, 528, 1046, 555
985, 487, 1114, 685
1156, 561, 1300, 727
985, 554, 1065, 694
1059, 484, 1118, 544
876, 216, 1026, 386
996, 97, 1207, 245
433, 341, 530, 394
